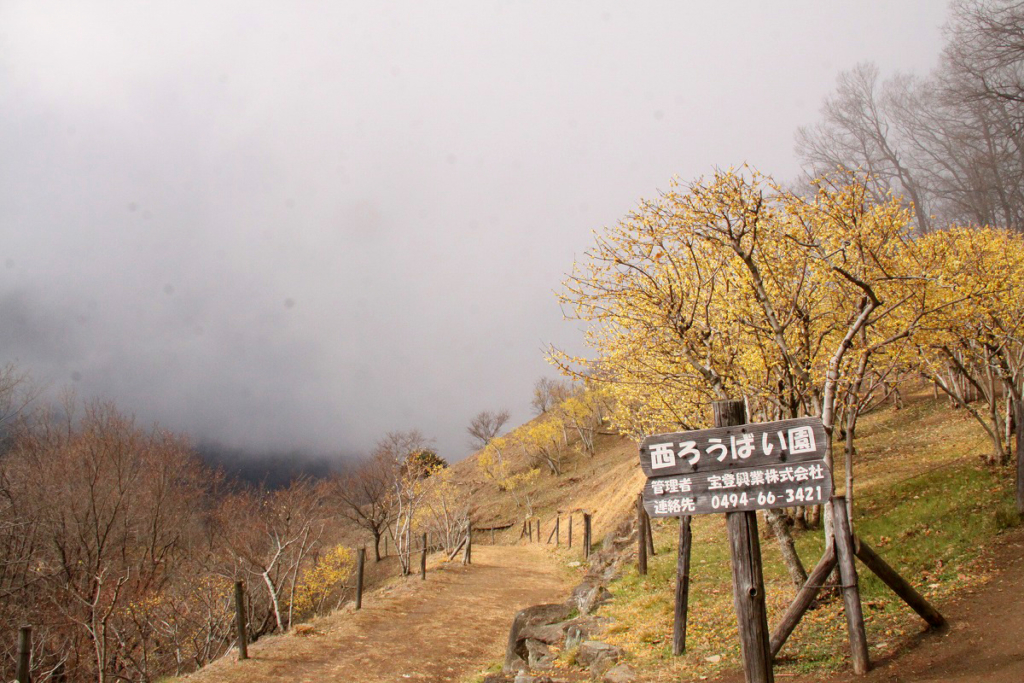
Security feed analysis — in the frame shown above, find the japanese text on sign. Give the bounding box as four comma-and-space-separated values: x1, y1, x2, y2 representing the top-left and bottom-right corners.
643, 461, 832, 517
639, 417, 827, 478
648, 426, 816, 471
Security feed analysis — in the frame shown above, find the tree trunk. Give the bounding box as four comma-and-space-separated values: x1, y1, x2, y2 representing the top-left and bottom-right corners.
263, 571, 285, 632
764, 508, 808, 590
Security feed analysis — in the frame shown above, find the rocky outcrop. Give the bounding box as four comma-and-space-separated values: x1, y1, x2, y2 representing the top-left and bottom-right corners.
576, 640, 623, 675
602, 662, 636, 683
504, 604, 573, 671
499, 512, 643, 680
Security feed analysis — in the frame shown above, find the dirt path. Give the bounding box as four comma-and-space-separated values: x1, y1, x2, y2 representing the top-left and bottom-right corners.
182, 544, 570, 683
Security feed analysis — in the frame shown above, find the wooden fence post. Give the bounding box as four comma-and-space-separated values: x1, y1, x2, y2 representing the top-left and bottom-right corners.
356, 548, 366, 610
583, 513, 592, 559
673, 515, 692, 656
233, 582, 248, 661
536, 519, 541, 542
463, 522, 473, 565
568, 514, 573, 549
16, 625, 31, 683
832, 495, 869, 675
637, 492, 648, 575
528, 519, 534, 543
421, 533, 427, 580
556, 515, 561, 546
716, 399, 773, 683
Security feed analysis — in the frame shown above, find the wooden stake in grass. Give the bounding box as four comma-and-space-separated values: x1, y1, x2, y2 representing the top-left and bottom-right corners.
233, 582, 248, 660
646, 510, 656, 557
568, 514, 573, 549
716, 399, 773, 683
637, 492, 648, 575
673, 515, 692, 656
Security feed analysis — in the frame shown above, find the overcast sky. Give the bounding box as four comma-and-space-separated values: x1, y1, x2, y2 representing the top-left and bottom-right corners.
0, 1, 950, 463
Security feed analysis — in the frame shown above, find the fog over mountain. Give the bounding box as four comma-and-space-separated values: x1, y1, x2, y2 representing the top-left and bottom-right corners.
0, 1, 949, 465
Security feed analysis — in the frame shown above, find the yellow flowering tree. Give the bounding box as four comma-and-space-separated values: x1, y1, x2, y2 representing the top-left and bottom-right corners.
292, 545, 355, 617
556, 167, 952, 587
915, 226, 1024, 463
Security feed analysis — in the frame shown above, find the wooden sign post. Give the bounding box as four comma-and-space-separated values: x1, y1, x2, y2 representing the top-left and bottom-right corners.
641, 403, 947, 677
640, 405, 832, 681
673, 514, 691, 656
640, 415, 831, 518
717, 400, 773, 683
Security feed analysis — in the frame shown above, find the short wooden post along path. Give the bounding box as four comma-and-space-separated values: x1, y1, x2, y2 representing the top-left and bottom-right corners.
421, 532, 428, 580
233, 581, 248, 660
16, 625, 31, 683
583, 512, 592, 559
355, 547, 366, 610
640, 400, 945, 679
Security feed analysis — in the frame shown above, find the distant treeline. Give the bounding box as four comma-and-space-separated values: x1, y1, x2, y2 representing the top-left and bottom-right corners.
196, 442, 354, 490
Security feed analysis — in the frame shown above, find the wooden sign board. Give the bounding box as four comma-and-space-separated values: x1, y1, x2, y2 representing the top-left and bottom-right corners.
639, 416, 827, 478
643, 459, 833, 517
640, 416, 832, 517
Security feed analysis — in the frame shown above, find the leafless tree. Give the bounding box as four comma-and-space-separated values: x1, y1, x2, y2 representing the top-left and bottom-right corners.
373, 430, 432, 575
797, 1, 1024, 234
329, 452, 396, 561
466, 409, 511, 449
530, 377, 573, 415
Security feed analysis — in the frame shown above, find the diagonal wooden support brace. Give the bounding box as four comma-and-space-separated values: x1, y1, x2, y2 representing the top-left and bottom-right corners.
853, 535, 947, 629
770, 543, 838, 659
